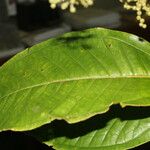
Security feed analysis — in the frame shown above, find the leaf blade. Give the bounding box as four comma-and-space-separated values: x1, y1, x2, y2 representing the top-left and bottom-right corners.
0, 28, 150, 131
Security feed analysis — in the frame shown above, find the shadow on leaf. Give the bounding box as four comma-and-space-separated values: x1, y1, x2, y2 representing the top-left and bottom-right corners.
26, 105, 150, 144
55, 33, 94, 50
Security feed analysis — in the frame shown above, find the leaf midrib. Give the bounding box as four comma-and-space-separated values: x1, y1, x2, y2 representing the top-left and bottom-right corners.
0, 75, 150, 100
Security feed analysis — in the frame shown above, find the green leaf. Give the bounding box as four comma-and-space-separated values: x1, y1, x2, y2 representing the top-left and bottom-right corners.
0, 28, 150, 131
28, 106, 150, 150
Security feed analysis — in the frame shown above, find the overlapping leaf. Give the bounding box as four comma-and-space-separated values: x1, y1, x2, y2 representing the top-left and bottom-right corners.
28, 106, 150, 150
0, 28, 150, 132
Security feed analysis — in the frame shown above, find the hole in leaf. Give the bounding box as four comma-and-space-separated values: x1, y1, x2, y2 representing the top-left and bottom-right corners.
138, 37, 145, 42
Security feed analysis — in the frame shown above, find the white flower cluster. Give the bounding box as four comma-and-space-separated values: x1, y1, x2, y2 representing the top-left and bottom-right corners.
49, 0, 94, 13
120, 0, 150, 28
49, 0, 150, 28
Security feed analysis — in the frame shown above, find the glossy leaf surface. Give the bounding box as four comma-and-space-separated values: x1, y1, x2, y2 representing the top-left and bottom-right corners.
0, 28, 150, 131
